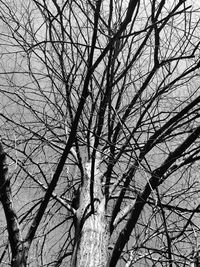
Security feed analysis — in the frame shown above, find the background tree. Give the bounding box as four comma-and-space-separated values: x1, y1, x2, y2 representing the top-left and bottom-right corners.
0, 0, 200, 266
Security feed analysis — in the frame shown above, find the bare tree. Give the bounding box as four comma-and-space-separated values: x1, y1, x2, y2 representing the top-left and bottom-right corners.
0, 0, 200, 266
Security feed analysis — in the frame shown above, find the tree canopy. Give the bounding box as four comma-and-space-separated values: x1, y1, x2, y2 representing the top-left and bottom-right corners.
0, 0, 200, 266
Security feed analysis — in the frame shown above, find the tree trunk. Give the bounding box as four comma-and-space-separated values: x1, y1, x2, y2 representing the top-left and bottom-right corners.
0, 143, 28, 267
71, 159, 109, 267
11, 247, 28, 267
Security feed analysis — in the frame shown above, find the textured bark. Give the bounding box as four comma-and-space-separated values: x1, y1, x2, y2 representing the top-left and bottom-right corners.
75, 202, 109, 267
11, 248, 28, 267
72, 159, 109, 267
0, 143, 28, 267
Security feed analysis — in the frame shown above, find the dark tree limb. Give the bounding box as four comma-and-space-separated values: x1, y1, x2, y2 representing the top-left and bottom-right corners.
0, 143, 27, 267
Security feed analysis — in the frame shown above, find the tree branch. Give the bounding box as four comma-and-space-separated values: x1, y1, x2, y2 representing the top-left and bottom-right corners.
0, 143, 26, 267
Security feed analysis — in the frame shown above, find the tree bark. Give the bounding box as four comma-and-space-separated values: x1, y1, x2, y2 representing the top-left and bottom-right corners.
0, 143, 28, 267
71, 159, 109, 267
